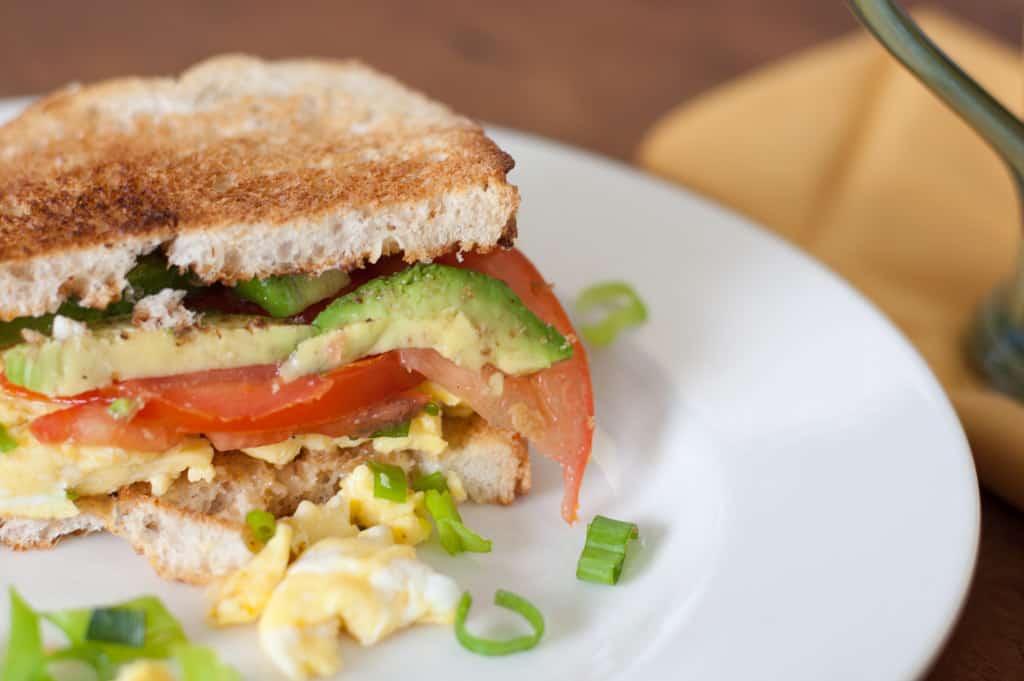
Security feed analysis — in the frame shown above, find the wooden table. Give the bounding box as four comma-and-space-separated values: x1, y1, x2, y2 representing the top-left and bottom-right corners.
1, 1, 1021, 678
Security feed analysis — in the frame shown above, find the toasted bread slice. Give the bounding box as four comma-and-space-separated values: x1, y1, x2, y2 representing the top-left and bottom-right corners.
0, 55, 519, 320
0, 415, 529, 584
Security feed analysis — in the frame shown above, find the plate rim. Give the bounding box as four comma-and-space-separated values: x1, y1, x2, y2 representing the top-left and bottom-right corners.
0, 97, 982, 680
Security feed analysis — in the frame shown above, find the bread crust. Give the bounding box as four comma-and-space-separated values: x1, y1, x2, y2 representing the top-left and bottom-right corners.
0, 55, 519, 320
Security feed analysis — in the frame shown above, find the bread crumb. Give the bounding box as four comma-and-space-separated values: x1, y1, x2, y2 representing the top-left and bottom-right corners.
19, 328, 47, 344
132, 289, 196, 331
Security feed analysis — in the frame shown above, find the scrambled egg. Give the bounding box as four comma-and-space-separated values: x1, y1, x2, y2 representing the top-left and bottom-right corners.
240, 434, 362, 466
112, 660, 177, 681
0, 390, 213, 519
371, 410, 446, 458
208, 463, 465, 680
341, 464, 433, 545
259, 532, 460, 680
289, 494, 358, 554
209, 522, 294, 625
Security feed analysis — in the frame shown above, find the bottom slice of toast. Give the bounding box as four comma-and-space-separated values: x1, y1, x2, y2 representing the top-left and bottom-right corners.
0, 415, 529, 584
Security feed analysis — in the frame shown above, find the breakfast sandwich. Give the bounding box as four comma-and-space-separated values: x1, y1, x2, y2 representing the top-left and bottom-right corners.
0, 55, 595, 584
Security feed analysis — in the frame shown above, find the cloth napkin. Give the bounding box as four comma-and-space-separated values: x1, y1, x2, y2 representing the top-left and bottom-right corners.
637, 9, 1024, 510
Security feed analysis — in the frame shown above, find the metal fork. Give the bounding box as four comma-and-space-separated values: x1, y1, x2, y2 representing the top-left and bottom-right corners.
848, 0, 1024, 398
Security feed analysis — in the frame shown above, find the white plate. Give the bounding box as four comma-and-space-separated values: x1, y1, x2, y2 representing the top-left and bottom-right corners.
0, 98, 979, 681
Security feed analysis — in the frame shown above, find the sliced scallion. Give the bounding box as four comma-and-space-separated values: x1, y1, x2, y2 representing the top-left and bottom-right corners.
576, 546, 625, 585
45, 595, 187, 661
575, 281, 648, 347
575, 515, 639, 585
410, 471, 448, 493
423, 402, 440, 416
107, 398, 142, 422
244, 509, 276, 549
1, 588, 44, 681
85, 607, 146, 647
455, 590, 545, 656
174, 643, 243, 681
367, 461, 408, 502
0, 424, 17, 453
424, 489, 491, 555
447, 521, 493, 553
370, 420, 411, 438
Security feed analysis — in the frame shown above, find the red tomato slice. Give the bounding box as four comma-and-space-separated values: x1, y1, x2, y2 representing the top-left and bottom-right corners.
0, 374, 101, 405
31, 402, 184, 451
111, 353, 420, 434
113, 366, 332, 426
205, 392, 429, 450
436, 248, 595, 523
30, 353, 423, 450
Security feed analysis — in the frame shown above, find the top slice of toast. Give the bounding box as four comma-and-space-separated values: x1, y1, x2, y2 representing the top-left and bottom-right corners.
0, 55, 519, 320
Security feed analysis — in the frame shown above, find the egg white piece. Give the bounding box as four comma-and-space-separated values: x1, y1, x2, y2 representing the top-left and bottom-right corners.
259, 534, 460, 680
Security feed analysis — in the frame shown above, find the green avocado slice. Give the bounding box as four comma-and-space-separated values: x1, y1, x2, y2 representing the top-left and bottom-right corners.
3, 317, 316, 397
280, 263, 573, 380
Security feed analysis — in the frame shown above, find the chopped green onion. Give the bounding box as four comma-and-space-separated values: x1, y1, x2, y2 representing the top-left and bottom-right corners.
85, 607, 145, 647
586, 515, 638, 553
370, 420, 411, 438
424, 489, 491, 555
575, 515, 639, 585
245, 509, 277, 549
1, 588, 45, 681
107, 398, 142, 422
367, 461, 408, 502
575, 281, 648, 347
454, 590, 545, 656
48, 644, 115, 679
45, 596, 187, 662
423, 402, 441, 416
447, 521, 493, 553
0, 424, 17, 453
66, 489, 80, 502
576, 546, 625, 585
411, 471, 448, 493
173, 643, 242, 681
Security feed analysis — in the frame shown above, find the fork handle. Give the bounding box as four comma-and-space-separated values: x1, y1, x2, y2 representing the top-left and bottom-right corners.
847, 0, 1024, 181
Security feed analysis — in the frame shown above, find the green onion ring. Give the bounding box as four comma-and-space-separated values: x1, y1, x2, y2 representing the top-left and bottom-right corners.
85, 607, 146, 647
244, 509, 276, 550
367, 461, 408, 502
455, 590, 545, 656
411, 471, 448, 493
575, 281, 648, 347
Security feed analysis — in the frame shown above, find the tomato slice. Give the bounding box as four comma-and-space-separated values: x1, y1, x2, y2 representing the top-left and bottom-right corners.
112, 366, 332, 427
436, 248, 595, 523
31, 402, 185, 451
205, 392, 429, 450
30, 353, 423, 450
0, 374, 101, 405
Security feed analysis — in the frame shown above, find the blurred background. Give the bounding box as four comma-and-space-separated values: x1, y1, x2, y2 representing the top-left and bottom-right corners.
0, 1, 1016, 159
1, 1, 1021, 679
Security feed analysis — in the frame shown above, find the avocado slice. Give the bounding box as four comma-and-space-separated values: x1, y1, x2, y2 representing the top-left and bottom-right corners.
281, 264, 573, 380
3, 317, 316, 397
234, 270, 350, 318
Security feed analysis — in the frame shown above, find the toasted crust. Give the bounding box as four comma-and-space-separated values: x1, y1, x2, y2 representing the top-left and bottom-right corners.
0, 415, 530, 583
0, 55, 519, 320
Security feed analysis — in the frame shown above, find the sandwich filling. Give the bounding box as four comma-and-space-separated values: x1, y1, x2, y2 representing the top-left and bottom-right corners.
0, 248, 594, 523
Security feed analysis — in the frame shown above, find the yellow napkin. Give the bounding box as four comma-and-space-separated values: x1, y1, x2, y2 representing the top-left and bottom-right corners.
637, 9, 1024, 509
